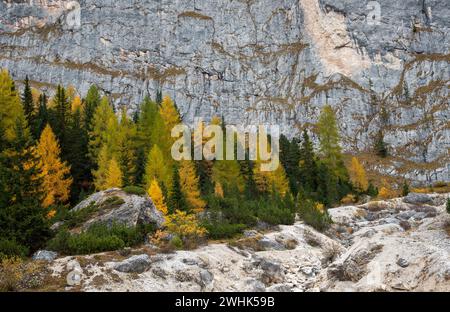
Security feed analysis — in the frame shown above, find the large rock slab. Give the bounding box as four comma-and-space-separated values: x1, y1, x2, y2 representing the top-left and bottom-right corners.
71, 188, 165, 229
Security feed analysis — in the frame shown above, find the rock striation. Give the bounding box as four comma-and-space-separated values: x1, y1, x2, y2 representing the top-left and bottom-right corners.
0, 0, 448, 182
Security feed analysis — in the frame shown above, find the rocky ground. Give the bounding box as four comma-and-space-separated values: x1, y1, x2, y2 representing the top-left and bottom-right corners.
37, 192, 450, 292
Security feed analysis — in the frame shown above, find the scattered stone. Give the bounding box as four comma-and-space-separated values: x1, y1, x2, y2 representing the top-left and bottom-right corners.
114, 254, 151, 273
118, 247, 132, 257
259, 259, 284, 285
32, 250, 58, 262
182, 258, 199, 266
152, 267, 167, 279
397, 211, 415, 220
399, 220, 411, 231
397, 258, 409, 268
246, 279, 266, 292
258, 237, 285, 251
413, 206, 437, 218
199, 269, 214, 286
243, 230, 259, 238
266, 284, 293, 292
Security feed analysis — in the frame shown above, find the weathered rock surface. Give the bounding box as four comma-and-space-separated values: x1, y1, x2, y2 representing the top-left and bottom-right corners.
71, 188, 165, 229
46, 193, 450, 292
113, 254, 152, 274
32, 250, 58, 262
0, 0, 448, 182
403, 192, 433, 205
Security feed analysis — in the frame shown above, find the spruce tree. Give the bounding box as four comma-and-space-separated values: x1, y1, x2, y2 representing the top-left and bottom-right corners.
375, 130, 388, 158
22, 76, 34, 134
66, 104, 90, 202
84, 85, 101, 133
0, 120, 50, 253
402, 180, 410, 197
279, 135, 301, 195
298, 130, 317, 194
34, 94, 49, 139
52, 85, 70, 154
168, 165, 187, 214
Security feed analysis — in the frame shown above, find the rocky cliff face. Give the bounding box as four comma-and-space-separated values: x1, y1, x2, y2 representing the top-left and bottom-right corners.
0, 0, 449, 182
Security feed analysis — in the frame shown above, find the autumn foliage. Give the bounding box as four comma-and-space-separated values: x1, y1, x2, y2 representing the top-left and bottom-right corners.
34, 124, 72, 208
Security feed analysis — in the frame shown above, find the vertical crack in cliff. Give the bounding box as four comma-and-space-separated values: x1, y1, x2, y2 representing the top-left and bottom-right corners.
299, 0, 370, 77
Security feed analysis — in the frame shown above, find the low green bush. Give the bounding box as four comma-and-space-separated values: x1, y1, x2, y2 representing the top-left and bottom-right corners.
0, 239, 29, 259
47, 222, 156, 255
123, 186, 147, 196
54, 203, 98, 229
298, 199, 332, 232
170, 235, 183, 249
203, 221, 247, 239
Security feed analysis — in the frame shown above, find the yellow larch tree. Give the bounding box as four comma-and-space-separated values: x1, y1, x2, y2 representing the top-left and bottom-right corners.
0, 69, 28, 142
179, 161, 205, 213
348, 156, 368, 192
148, 178, 168, 215
214, 182, 224, 198
34, 124, 72, 208
104, 157, 123, 189
71, 95, 83, 112
144, 144, 172, 190
159, 95, 181, 134
252, 138, 289, 196
93, 145, 109, 190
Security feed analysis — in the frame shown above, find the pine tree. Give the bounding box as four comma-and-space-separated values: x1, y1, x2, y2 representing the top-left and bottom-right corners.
374, 130, 388, 158
168, 165, 187, 214
279, 135, 301, 195
298, 130, 317, 194
179, 161, 205, 213
34, 125, 72, 208
367, 181, 378, 197
84, 85, 101, 133
0, 112, 50, 252
148, 178, 168, 215
348, 157, 368, 193
52, 85, 70, 154
315, 161, 339, 206
402, 180, 410, 197
104, 157, 123, 189
66, 103, 90, 202
144, 144, 172, 190
156, 90, 163, 105
22, 76, 34, 134
34, 94, 49, 139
